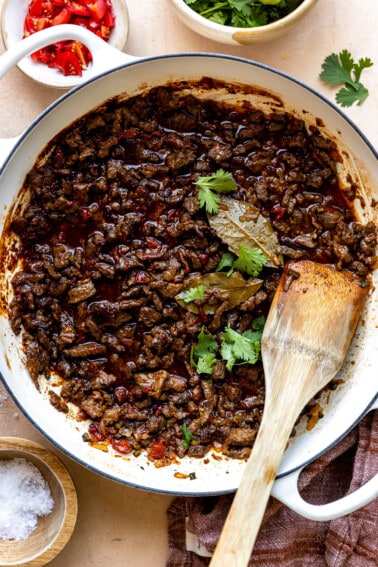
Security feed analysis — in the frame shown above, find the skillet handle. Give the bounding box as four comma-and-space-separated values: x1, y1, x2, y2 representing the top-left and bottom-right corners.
271, 398, 378, 521
0, 24, 136, 83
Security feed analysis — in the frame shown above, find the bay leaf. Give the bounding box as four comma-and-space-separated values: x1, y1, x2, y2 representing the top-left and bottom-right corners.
176, 272, 263, 314
208, 196, 283, 267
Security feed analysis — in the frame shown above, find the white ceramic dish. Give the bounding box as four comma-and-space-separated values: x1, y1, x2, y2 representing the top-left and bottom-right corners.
0, 0, 129, 88
0, 26, 376, 520
167, 0, 318, 45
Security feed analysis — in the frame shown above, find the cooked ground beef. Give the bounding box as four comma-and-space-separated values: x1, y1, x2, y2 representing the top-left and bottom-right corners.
7, 80, 376, 464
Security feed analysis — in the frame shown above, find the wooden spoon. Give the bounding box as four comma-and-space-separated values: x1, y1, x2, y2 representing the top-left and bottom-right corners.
210, 259, 369, 567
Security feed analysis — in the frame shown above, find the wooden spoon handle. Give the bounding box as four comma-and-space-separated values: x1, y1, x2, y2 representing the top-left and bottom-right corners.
209, 403, 298, 567
210, 359, 324, 566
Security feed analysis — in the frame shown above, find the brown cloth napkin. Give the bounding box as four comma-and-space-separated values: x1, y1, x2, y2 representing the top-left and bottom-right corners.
167, 410, 378, 567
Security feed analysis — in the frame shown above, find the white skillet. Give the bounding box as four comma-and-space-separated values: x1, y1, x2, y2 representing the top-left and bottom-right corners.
0, 26, 377, 521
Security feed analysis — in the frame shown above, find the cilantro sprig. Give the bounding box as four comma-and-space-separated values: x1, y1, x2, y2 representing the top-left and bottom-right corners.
221, 323, 263, 371
319, 50, 373, 107
217, 246, 267, 277
191, 317, 265, 375
232, 246, 267, 277
191, 328, 218, 375
183, 284, 207, 303
195, 169, 237, 214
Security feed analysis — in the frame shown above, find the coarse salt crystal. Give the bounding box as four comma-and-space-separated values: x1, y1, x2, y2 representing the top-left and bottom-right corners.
0, 457, 54, 541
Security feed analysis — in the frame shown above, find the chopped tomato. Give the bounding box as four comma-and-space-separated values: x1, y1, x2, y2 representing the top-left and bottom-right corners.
52, 6, 71, 25
88, 422, 106, 442
31, 47, 51, 64
28, 0, 44, 17
110, 438, 132, 455
24, 14, 50, 34
55, 49, 83, 76
23, 0, 116, 76
69, 2, 91, 17
149, 440, 167, 460
90, 0, 107, 22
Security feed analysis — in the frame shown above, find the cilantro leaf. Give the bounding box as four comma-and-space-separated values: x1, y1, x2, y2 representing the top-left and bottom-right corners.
320, 52, 357, 87
216, 246, 267, 277
232, 245, 267, 277
192, 328, 218, 358
336, 83, 369, 108
353, 56, 374, 82
251, 314, 266, 332
216, 252, 235, 276
191, 328, 218, 375
319, 49, 373, 107
197, 185, 221, 215
195, 169, 237, 214
221, 324, 263, 371
183, 284, 207, 303
181, 423, 195, 450
196, 353, 217, 375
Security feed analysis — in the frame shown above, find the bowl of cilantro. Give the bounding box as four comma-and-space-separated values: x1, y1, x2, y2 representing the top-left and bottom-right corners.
167, 0, 318, 45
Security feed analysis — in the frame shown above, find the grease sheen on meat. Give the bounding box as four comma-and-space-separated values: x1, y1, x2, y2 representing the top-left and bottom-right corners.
8, 81, 376, 464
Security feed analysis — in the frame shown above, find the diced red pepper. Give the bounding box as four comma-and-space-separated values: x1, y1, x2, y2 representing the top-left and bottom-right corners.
23, 0, 116, 75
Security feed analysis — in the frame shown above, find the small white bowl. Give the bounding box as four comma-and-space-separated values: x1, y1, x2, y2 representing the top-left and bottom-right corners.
167, 0, 318, 45
0, 437, 77, 567
0, 0, 129, 88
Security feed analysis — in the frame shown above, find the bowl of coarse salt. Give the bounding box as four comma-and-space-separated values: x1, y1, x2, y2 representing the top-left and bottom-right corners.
0, 437, 77, 567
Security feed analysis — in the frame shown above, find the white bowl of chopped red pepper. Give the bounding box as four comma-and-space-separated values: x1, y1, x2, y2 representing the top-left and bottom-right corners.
0, 0, 129, 88
0, 29, 377, 518
167, 0, 318, 45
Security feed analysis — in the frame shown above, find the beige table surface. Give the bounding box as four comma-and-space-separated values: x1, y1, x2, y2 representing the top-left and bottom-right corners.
0, 1, 377, 565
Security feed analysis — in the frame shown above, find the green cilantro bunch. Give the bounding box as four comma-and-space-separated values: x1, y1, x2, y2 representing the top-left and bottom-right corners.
184, 0, 303, 28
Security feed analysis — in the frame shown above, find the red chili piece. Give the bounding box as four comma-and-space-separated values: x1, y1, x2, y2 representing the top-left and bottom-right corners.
23, 0, 116, 76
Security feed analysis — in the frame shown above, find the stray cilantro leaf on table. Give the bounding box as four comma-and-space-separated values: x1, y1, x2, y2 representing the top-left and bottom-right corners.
195, 169, 237, 214
319, 49, 373, 107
